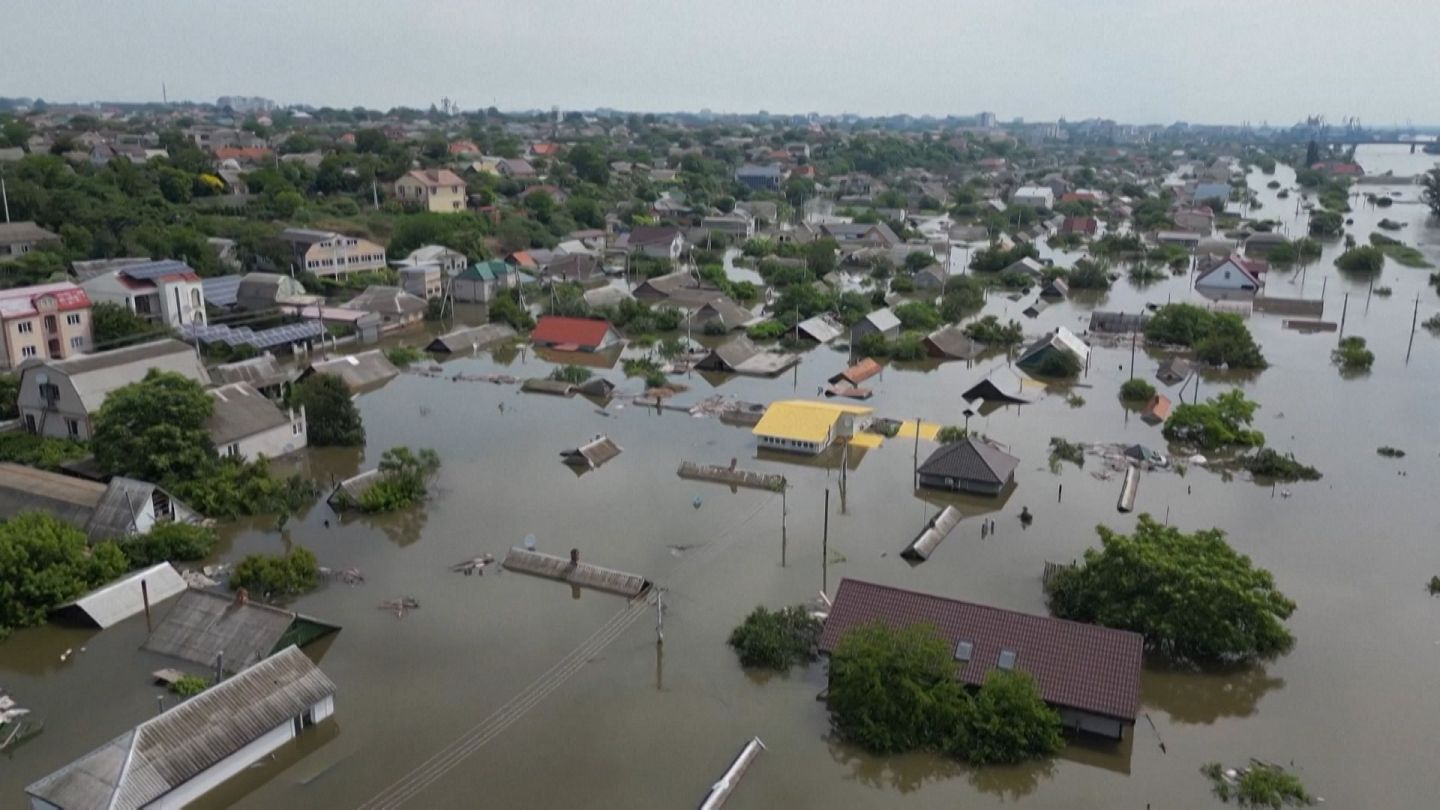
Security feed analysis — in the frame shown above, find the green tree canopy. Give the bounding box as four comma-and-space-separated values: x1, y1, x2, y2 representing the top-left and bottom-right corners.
1048, 515, 1295, 662
292, 373, 365, 447
728, 605, 822, 671
0, 512, 127, 637
1162, 389, 1265, 450
92, 370, 214, 482
90, 301, 157, 346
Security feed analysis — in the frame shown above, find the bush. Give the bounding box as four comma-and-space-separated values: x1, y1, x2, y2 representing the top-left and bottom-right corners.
1367, 233, 1433, 268
1049, 515, 1295, 662
171, 458, 318, 520
292, 373, 365, 447
1331, 336, 1374, 372
1334, 246, 1384, 275
936, 426, 968, 444
549, 364, 592, 384
827, 622, 1063, 764
963, 315, 1024, 345
1163, 389, 1264, 450
1377, 446, 1406, 458
1240, 449, 1321, 482
1201, 761, 1314, 808
894, 301, 941, 331
384, 345, 424, 367
0, 432, 89, 470
1194, 313, 1267, 370
120, 522, 218, 567
230, 547, 319, 597
359, 447, 441, 513
889, 274, 914, 293
1127, 264, 1167, 284
1307, 210, 1344, 237
170, 675, 210, 698
728, 605, 822, 671
0, 512, 128, 639
1066, 259, 1111, 290
939, 277, 985, 321
1119, 378, 1156, 402
1048, 437, 1085, 471
747, 320, 787, 341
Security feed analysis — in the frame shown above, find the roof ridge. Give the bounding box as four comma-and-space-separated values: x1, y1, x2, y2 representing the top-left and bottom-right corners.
835, 578, 1142, 638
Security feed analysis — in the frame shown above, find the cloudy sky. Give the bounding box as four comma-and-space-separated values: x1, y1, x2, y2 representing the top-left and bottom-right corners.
5, 0, 1438, 125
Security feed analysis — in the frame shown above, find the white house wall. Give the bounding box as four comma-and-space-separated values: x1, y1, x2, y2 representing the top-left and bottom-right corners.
228, 413, 307, 462
148, 721, 296, 810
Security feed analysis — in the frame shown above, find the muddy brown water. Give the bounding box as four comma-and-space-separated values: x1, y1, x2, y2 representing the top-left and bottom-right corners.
3, 146, 1440, 808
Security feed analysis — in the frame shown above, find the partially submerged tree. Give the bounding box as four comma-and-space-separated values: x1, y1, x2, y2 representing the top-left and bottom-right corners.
727, 605, 822, 671
292, 373, 365, 447
1163, 389, 1265, 450
1201, 761, 1315, 808
1048, 515, 1296, 662
0, 512, 127, 638
230, 547, 319, 597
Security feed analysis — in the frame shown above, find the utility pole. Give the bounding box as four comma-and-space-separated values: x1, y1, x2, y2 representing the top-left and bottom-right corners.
1338, 292, 1349, 339
1129, 328, 1137, 381
912, 415, 921, 488
1407, 296, 1420, 363
1, 172, 9, 223
822, 488, 830, 596
780, 486, 787, 567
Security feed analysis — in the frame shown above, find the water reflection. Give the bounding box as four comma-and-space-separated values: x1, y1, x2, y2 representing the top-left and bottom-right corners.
1141, 660, 1285, 725
826, 736, 965, 795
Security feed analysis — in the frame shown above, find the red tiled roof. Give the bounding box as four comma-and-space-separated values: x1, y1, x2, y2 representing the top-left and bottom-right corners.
818, 579, 1143, 722
404, 169, 465, 188
530, 316, 614, 350
530, 143, 561, 156
0, 282, 91, 319
214, 146, 271, 161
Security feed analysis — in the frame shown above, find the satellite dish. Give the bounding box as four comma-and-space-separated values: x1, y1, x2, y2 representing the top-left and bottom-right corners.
523, 534, 536, 550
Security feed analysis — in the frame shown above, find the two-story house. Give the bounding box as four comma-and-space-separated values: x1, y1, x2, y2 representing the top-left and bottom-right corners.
278, 229, 387, 279
79, 259, 208, 330
618, 226, 685, 261
17, 338, 211, 440
394, 169, 467, 213
0, 282, 93, 370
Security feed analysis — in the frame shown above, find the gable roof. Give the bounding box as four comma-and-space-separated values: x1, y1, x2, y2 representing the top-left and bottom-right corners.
918, 438, 1019, 485
531, 316, 615, 350
818, 579, 1143, 722
401, 168, 464, 188
924, 325, 983, 360
860, 307, 901, 333
796, 314, 844, 344
626, 225, 683, 247
143, 589, 337, 671
1018, 326, 1090, 367
752, 400, 873, 444
29, 338, 211, 412
25, 646, 335, 810
0, 221, 61, 246
342, 286, 427, 318
0, 281, 91, 320
425, 324, 516, 353
305, 350, 399, 392
207, 383, 291, 445
53, 563, 188, 629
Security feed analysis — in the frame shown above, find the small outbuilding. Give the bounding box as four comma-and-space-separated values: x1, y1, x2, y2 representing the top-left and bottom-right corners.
142, 589, 340, 672
917, 438, 1019, 496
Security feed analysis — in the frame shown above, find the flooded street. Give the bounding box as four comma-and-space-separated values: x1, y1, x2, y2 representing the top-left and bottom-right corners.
5, 146, 1440, 808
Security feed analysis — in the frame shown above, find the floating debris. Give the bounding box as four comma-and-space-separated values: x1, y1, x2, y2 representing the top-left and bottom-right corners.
378, 597, 421, 618
181, 569, 220, 589
450, 554, 496, 576
320, 566, 366, 585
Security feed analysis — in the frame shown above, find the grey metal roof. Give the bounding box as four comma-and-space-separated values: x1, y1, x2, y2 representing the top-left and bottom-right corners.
86, 477, 171, 543
425, 324, 517, 353
30, 338, 210, 413
25, 646, 335, 810
212, 353, 298, 389
699, 334, 760, 371
206, 383, 291, 445
862, 307, 901, 333
0, 462, 106, 531
918, 438, 1020, 485
179, 320, 324, 351
278, 227, 337, 244
201, 275, 242, 308
924, 325, 983, 360
305, 350, 399, 392
0, 221, 61, 245
342, 286, 426, 318
54, 563, 187, 629
142, 589, 322, 670
796, 315, 843, 344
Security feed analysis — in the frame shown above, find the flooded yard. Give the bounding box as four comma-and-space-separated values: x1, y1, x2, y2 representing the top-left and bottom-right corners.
4, 147, 1440, 808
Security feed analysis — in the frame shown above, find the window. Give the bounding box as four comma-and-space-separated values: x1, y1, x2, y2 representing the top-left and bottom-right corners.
227, 443, 240, 458
21, 346, 36, 358
66, 313, 81, 326
17, 321, 33, 334
70, 336, 83, 350
24, 414, 36, 433
65, 418, 79, 437
997, 650, 1017, 670
954, 641, 973, 662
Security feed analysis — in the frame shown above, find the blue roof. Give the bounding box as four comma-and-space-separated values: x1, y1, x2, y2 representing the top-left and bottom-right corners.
201, 275, 241, 308
179, 320, 323, 350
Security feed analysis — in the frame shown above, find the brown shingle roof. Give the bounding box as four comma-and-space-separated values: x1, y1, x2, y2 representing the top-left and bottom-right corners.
818, 579, 1143, 721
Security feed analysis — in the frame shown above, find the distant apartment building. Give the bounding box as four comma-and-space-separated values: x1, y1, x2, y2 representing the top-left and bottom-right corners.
394, 169, 467, 213
0, 282, 93, 370
216, 96, 276, 113
278, 229, 387, 278
79, 259, 208, 330
735, 163, 787, 191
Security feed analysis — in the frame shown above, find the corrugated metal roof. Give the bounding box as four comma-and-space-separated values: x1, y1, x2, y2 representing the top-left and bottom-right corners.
425, 324, 516, 353
212, 353, 298, 389
752, 400, 874, 444
306, 350, 399, 392
861, 307, 901, 333
206, 383, 291, 446
818, 579, 1143, 721
31, 339, 210, 414
25, 646, 335, 810
142, 589, 313, 670
55, 563, 187, 629
85, 477, 170, 543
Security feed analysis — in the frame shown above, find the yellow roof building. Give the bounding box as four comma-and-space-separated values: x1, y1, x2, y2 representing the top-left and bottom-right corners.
752, 400, 874, 444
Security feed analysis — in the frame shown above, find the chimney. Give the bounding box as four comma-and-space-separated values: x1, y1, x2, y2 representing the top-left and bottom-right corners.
234, 587, 249, 606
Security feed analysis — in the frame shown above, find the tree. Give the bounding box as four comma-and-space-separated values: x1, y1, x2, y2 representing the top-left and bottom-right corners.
92, 370, 214, 483
1423, 168, 1440, 218
1334, 246, 1384, 274
118, 522, 218, 567
1331, 335, 1374, 372
963, 315, 1024, 345
893, 301, 941, 331
90, 301, 156, 346
728, 605, 822, 670
358, 447, 441, 512
1194, 313, 1267, 370
567, 143, 609, 185
0, 512, 127, 638
1202, 761, 1314, 808
1048, 515, 1296, 662
939, 277, 984, 322
1163, 389, 1265, 450
1066, 259, 1111, 290
292, 373, 365, 446
230, 547, 319, 597
1307, 209, 1344, 237
0, 374, 16, 419
354, 129, 390, 154
1119, 378, 1156, 402
957, 671, 1065, 766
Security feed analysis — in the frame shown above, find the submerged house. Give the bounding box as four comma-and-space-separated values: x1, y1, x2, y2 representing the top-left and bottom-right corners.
143, 588, 340, 672
1195, 255, 1264, 296
849, 308, 901, 344
425, 323, 516, 354
560, 435, 623, 469
924, 325, 983, 361
0, 463, 200, 544
916, 438, 1020, 496
24, 646, 335, 810
1156, 356, 1192, 386
752, 400, 873, 455
1016, 326, 1090, 375
1089, 311, 1149, 334
530, 316, 622, 353
301, 350, 399, 393
818, 579, 1143, 740
694, 334, 799, 376
52, 562, 188, 629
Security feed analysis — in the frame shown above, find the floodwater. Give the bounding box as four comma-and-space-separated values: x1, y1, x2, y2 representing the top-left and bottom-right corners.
4, 145, 1440, 808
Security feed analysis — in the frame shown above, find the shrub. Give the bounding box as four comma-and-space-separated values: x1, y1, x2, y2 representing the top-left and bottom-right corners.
1030, 350, 1081, 379
747, 320, 787, 341
963, 315, 1024, 345
1049, 516, 1295, 662
1334, 246, 1384, 275
1048, 437, 1085, 472
230, 547, 319, 597
727, 605, 822, 671
292, 373, 365, 447
1127, 264, 1167, 284
940, 277, 985, 321
1307, 210, 1344, 237
549, 364, 592, 384
384, 345, 424, 367
1163, 389, 1265, 450
1119, 378, 1156, 402
894, 301, 941, 331
0, 432, 89, 470
1377, 446, 1406, 458
359, 447, 441, 513
0, 513, 128, 639
120, 522, 218, 567
1066, 259, 1112, 290
1331, 336, 1374, 372
170, 675, 210, 698
1240, 449, 1321, 482
936, 426, 968, 444
1201, 761, 1314, 808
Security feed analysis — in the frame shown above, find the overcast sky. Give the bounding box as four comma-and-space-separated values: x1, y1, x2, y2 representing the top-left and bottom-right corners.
5, 0, 1438, 126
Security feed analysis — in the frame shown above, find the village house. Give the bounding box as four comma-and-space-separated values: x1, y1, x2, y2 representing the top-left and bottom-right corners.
1172, 208, 1216, 235
207, 382, 307, 461
542, 253, 603, 286
278, 229, 387, 278
530, 316, 622, 353
700, 212, 756, 240
0, 463, 200, 544
398, 244, 468, 277
394, 169, 467, 213
822, 222, 901, 250
617, 226, 685, 261
0, 221, 62, 261
752, 400, 874, 455
1010, 186, 1056, 209
0, 282, 92, 370
79, 259, 208, 330
1060, 216, 1099, 236
450, 259, 519, 303
850, 308, 901, 344
818, 579, 1143, 740
917, 437, 1019, 496
398, 264, 445, 300
1016, 326, 1091, 374
233, 272, 312, 311
734, 163, 787, 190
25, 646, 336, 810
301, 350, 399, 393
1243, 232, 1290, 259
342, 286, 427, 330
694, 334, 800, 376
1195, 255, 1265, 296
17, 338, 210, 440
